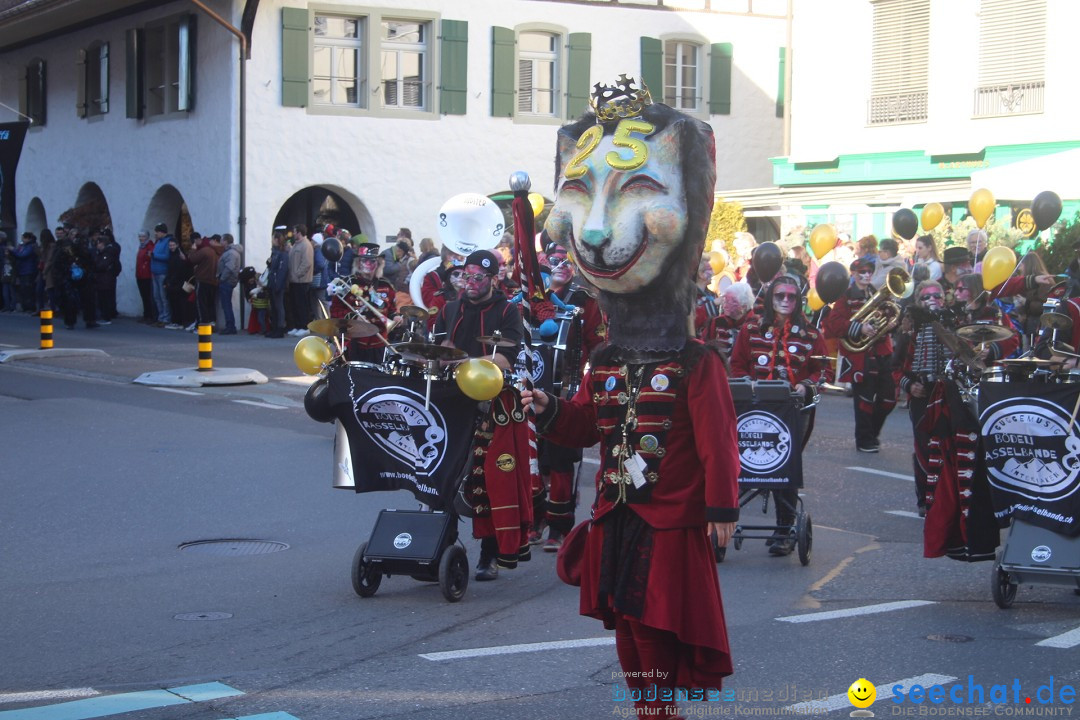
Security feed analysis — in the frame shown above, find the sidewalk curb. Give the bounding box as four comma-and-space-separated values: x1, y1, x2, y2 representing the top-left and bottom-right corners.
133, 367, 269, 388
0, 348, 109, 363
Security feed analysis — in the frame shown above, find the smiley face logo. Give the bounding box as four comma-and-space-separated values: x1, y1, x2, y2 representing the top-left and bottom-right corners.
847, 678, 876, 709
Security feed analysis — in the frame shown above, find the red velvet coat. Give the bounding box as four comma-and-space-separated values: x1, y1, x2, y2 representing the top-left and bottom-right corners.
729, 317, 825, 388
330, 277, 396, 351
823, 285, 893, 383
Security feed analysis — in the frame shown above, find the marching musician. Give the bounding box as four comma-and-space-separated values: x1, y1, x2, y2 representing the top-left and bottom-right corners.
729, 274, 825, 555
328, 242, 397, 364
953, 274, 1020, 362
434, 249, 530, 582
823, 257, 897, 453
702, 282, 755, 361
532, 244, 606, 552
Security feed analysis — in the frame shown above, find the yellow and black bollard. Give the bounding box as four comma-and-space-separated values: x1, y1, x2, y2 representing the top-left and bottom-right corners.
40, 310, 54, 349
197, 323, 213, 371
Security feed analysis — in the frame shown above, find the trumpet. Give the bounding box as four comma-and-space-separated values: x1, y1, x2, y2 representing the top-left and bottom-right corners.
841, 267, 909, 353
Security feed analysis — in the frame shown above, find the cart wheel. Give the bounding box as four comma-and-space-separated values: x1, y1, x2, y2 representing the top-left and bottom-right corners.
796, 513, 812, 566
351, 542, 382, 598
991, 558, 1016, 609
438, 545, 469, 603
733, 527, 743, 552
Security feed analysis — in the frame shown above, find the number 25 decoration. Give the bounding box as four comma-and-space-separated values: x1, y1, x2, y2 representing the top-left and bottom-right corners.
564, 118, 655, 179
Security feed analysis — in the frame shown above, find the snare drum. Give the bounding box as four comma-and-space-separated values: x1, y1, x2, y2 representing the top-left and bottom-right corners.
981, 367, 1009, 383
347, 361, 385, 373
1056, 369, 1080, 384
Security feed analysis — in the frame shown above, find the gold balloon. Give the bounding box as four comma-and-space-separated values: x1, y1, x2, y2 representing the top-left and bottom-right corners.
809, 224, 837, 260
921, 202, 944, 231
708, 251, 726, 275
528, 192, 545, 218
981, 245, 1017, 290
455, 358, 504, 401
294, 336, 333, 376
968, 188, 996, 229
807, 287, 825, 311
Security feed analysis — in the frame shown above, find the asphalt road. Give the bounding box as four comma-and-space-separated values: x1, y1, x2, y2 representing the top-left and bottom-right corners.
1, 313, 1079, 720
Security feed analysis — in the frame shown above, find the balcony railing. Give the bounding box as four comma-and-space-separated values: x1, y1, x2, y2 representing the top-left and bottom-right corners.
973, 81, 1044, 118
867, 91, 928, 125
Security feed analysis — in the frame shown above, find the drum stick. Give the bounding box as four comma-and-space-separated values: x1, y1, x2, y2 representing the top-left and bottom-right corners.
1070, 390, 1080, 437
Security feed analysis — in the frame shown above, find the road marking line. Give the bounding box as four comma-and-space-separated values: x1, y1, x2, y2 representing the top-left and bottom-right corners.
847, 466, 914, 481
1036, 625, 1080, 648
885, 510, 923, 519
232, 400, 286, 410
233, 714, 302, 720
0, 692, 98, 705
0, 682, 243, 720
777, 600, 936, 624
150, 387, 203, 396
420, 636, 615, 661
785, 673, 957, 714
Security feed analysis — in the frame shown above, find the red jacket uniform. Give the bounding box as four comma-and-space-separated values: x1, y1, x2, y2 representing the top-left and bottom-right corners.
729, 317, 825, 389
330, 277, 397, 351
823, 285, 893, 383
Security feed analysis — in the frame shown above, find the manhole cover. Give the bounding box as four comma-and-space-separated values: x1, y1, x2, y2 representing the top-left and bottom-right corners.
174, 612, 233, 621
926, 634, 973, 643
178, 539, 289, 556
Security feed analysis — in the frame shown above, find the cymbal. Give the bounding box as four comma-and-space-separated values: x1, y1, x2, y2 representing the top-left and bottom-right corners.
398, 305, 434, 322
476, 333, 518, 349
1041, 311, 1074, 332
391, 342, 468, 363
931, 321, 983, 371
308, 317, 380, 338
998, 357, 1060, 368
956, 322, 1015, 344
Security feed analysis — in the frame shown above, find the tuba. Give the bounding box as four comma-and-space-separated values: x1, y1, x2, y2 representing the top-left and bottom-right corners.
840, 267, 910, 353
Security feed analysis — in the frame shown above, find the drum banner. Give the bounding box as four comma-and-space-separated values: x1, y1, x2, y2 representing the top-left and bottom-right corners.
327, 365, 478, 510
979, 381, 1080, 536
732, 397, 803, 488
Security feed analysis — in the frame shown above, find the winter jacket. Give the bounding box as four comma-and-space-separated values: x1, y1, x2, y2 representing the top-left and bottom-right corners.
269, 247, 289, 292
288, 239, 313, 284
870, 254, 909, 291
189, 244, 223, 285
151, 235, 173, 275
13, 241, 38, 277
136, 240, 154, 280
216, 244, 243, 285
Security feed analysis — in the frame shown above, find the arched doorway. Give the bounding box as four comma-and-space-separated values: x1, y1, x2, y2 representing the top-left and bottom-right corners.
60, 182, 113, 233
24, 197, 47, 236
274, 186, 367, 237
143, 185, 193, 248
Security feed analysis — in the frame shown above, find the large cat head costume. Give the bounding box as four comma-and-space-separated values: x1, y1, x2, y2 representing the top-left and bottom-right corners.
544, 76, 717, 352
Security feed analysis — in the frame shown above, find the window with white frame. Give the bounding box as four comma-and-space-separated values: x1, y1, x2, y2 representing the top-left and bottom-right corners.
143, 15, 194, 117
518, 31, 558, 116
313, 15, 364, 107
868, 0, 929, 125
664, 40, 700, 112
380, 19, 428, 110
974, 0, 1045, 117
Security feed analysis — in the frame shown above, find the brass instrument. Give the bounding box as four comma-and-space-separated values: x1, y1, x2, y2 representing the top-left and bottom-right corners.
840, 267, 910, 353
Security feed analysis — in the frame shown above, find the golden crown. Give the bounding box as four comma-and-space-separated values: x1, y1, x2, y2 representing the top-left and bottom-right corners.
589, 75, 653, 123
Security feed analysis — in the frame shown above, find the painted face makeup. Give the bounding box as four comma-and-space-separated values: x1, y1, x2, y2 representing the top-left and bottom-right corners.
545, 123, 687, 294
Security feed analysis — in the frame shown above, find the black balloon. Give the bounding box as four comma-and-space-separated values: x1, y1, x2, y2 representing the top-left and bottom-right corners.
892, 208, 919, 240
321, 237, 343, 263
304, 377, 335, 423
751, 241, 783, 282
815, 261, 850, 304
1032, 191, 1063, 232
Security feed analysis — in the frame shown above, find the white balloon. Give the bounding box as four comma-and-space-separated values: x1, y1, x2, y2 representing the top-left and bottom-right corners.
436, 193, 506, 256
408, 256, 443, 310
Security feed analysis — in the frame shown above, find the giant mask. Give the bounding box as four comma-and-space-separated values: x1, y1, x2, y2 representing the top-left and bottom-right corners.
545, 76, 716, 352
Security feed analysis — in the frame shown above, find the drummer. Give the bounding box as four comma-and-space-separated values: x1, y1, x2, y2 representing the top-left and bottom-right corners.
434, 249, 531, 582
729, 274, 825, 556
329, 241, 398, 364
953, 273, 1020, 363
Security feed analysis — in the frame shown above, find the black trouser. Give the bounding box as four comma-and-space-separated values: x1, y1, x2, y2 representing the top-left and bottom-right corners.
851, 356, 896, 447
16, 275, 36, 311
96, 280, 117, 321
137, 277, 155, 320
196, 282, 217, 325
909, 389, 932, 510
289, 283, 310, 330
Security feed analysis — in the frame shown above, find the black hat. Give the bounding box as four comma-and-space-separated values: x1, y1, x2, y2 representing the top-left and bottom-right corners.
943, 246, 972, 265
465, 249, 499, 274
154, 222, 168, 234
356, 242, 381, 257
850, 257, 874, 273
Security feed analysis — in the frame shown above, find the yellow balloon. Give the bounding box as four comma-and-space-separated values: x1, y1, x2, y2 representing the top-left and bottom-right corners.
921, 202, 944, 231
809, 224, 837, 260
969, 188, 996, 229
708, 251, 726, 275
294, 336, 333, 375
455, 358, 505, 401
981, 245, 1017, 290
807, 287, 825, 311
528, 192, 545, 218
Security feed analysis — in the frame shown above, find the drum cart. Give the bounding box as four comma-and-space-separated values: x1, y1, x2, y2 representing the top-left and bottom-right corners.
721, 379, 814, 566
991, 519, 1080, 609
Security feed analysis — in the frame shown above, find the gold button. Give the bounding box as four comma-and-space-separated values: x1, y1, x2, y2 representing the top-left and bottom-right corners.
662, 419, 672, 430
656, 447, 666, 457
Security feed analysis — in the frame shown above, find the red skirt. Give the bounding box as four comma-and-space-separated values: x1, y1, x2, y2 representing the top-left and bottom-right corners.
580, 507, 733, 689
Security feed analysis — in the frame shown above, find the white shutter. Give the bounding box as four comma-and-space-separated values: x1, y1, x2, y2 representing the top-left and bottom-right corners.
869, 0, 929, 123
978, 0, 1045, 86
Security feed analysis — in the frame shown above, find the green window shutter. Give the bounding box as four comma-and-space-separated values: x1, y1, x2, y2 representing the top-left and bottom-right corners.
99, 42, 110, 114
491, 26, 514, 117
31, 60, 45, 126
709, 42, 732, 115
76, 48, 88, 118
640, 37, 662, 102
439, 19, 468, 115
18, 65, 28, 120
566, 32, 591, 120
178, 14, 195, 111
776, 47, 786, 118
281, 7, 309, 107
126, 28, 143, 118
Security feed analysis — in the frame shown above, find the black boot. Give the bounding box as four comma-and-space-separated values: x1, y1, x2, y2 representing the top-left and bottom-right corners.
475, 537, 498, 581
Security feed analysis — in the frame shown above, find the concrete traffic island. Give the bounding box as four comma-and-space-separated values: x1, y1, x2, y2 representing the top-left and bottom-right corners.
133, 367, 269, 388
0, 348, 109, 363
